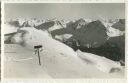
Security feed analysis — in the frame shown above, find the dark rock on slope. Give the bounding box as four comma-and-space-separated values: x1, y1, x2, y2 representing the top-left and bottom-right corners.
51, 20, 108, 48
35, 21, 55, 30
78, 35, 125, 61
73, 20, 107, 48
8, 21, 20, 27
64, 35, 125, 66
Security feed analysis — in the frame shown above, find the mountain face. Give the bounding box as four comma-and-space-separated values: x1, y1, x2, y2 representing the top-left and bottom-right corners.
75, 20, 107, 47
112, 19, 125, 31
4, 18, 125, 65
77, 35, 125, 63
51, 20, 108, 48
35, 21, 55, 30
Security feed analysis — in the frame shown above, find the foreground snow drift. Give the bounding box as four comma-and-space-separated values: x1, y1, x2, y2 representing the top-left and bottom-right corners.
76, 50, 122, 73
4, 44, 52, 78
8, 27, 124, 78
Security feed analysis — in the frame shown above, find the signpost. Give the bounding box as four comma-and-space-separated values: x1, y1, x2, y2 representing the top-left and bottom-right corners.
34, 45, 43, 65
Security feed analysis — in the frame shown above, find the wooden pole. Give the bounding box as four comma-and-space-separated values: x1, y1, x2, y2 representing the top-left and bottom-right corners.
37, 48, 41, 65
34, 45, 42, 66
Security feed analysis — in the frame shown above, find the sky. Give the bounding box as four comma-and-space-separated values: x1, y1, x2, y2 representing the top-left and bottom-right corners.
4, 3, 125, 20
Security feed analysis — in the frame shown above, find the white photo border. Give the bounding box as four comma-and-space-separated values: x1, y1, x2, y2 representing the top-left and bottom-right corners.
1, 0, 127, 83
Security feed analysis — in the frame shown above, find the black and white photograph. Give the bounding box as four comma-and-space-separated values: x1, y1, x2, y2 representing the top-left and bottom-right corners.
3, 3, 125, 79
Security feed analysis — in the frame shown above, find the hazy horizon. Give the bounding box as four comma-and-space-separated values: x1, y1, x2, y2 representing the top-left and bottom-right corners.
5, 3, 125, 20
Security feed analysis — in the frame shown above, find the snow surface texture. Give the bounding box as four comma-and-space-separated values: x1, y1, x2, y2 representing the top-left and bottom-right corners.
6, 27, 124, 78
4, 44, 52, 78
76, 50, 122, 73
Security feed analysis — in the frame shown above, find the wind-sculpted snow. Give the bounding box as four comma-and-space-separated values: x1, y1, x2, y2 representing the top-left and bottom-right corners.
76, 50, 122, 73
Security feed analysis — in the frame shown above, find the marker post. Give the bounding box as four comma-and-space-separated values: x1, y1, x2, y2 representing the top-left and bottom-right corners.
34, 45, 42, 66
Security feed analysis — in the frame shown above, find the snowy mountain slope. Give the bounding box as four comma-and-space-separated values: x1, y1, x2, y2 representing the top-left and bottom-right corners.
76, 50, 122, 73
4, 44, 52, 78
106, 26, 124, 38
8, 27, 124, 78
11, 27, 77, 56
112, 19, 125, 31
4, 44, 124, 78
48, 21, 65, 32
101, 20, 124, 38
21, 19, 44, 27
55, 34, 73, 42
